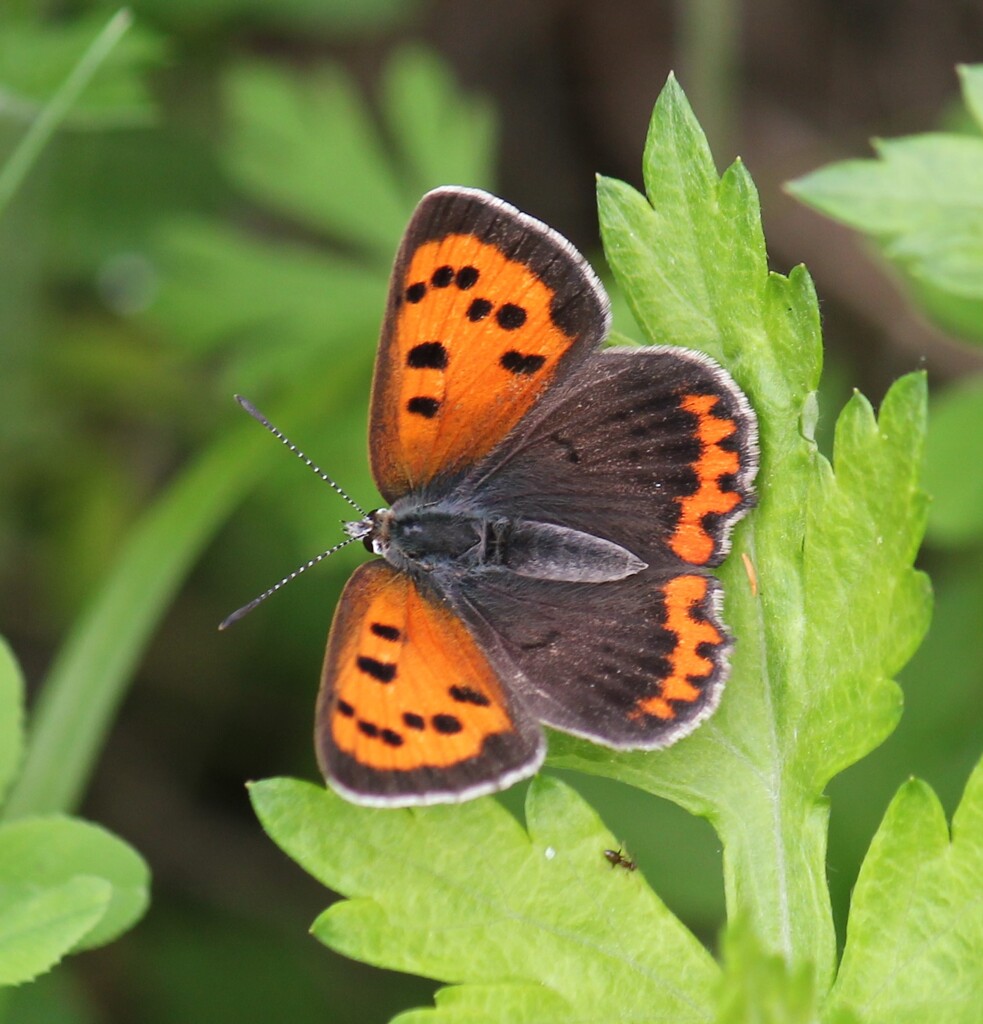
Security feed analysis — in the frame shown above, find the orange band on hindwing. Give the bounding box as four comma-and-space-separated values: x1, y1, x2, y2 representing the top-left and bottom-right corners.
669, 393, 742, 564
633, 574, 723, 721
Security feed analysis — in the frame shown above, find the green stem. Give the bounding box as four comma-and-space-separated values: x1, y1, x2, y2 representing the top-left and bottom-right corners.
2, 426, 256, 818
0, 8, 132, 219
2, 380, 357, 819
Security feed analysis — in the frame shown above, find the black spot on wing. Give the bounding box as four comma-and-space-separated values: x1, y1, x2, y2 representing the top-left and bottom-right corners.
467, 298, 493, 322
407, 397, 440, 418
501, 351, 546, 375
357, 656, 396, 683
449, 685, 491, 707
496, 304, 527, 330
407, 342, 448, 370
456, 266, 479, 289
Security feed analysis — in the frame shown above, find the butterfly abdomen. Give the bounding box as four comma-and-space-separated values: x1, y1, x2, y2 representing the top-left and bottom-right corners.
378, 501, 645, 584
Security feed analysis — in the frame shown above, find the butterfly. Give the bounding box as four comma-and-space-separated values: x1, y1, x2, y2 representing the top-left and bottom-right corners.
257, 186, 757, 806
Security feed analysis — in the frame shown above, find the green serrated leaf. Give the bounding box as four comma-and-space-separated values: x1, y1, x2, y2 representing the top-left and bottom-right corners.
0, 875, 110, 987
0, 816, 148, 950
251, 775, 719, 1022
391, 983, 572, 1023
788, 65, 983, 344
798, 374, 930, 789
824, 758, 983, 1024
0, 638, 24, 807
922, 374, 983, 547
551, 75, 929, 993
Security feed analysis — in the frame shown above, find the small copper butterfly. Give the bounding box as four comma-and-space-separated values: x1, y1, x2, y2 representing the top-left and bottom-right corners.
231, 187, 758, 806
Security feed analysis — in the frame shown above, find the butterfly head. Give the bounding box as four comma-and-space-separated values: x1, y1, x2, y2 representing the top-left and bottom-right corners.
344, 508, 394, 555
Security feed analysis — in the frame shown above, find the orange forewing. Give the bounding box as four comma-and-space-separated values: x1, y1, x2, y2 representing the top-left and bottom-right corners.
369, 188, 609, 501
316, 561, 538, 798
378, 237, 573, 491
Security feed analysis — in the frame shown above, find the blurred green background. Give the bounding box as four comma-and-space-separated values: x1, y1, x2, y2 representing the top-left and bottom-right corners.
2, 2, 981, 1021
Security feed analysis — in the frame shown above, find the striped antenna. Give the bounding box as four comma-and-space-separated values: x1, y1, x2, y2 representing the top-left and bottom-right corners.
219, 537, 356, 630
234, 395, 366, 516
219, 395, 367, 629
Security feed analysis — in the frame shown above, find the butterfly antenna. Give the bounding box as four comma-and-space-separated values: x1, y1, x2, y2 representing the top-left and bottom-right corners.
234, 395, 366, 516
219, 536, 357, 630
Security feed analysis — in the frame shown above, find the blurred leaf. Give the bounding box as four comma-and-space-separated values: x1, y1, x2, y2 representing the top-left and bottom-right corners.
0, 816, 148, 950
715, 918, 818, 1024
788, 64, 983, 344
553, 75, 930, 992
0, 12, 161, 129
223, 63, 409, 260
39, 126, 228, 276
2, 967, 99, 1024
0, 876, 109, 988
382, 48, 497, 197
150, 220, 383, 361
0, 9, 144, 222
147, 48, 498, 393
824, 759, 983, 1024
2, 409, 299, 818
958, 63, 983, 131
0, 639, 23, 808
922, 374, 983, 546
129, 0, 419, 36
252, 776, 720, 1022
223, 49, 496, 262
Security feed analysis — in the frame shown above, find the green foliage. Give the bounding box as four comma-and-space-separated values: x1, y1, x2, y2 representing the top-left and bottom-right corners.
557, 75, 929, 986
252, 776, 719, 1023
223, 51, 494, 260
150, 47, 494, 392
826, 762, 983, 1024
0, 639, 149, 988
1, 6, 977, 1019
0, 9, 153, 218
715, 920, 818, 1024
0, 8, 153, 994
788, 64, 983, 344
251, 77, 970, 1023
129, 0, 418, 37
0, 10, 161, 129
922, 374, 983, 547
